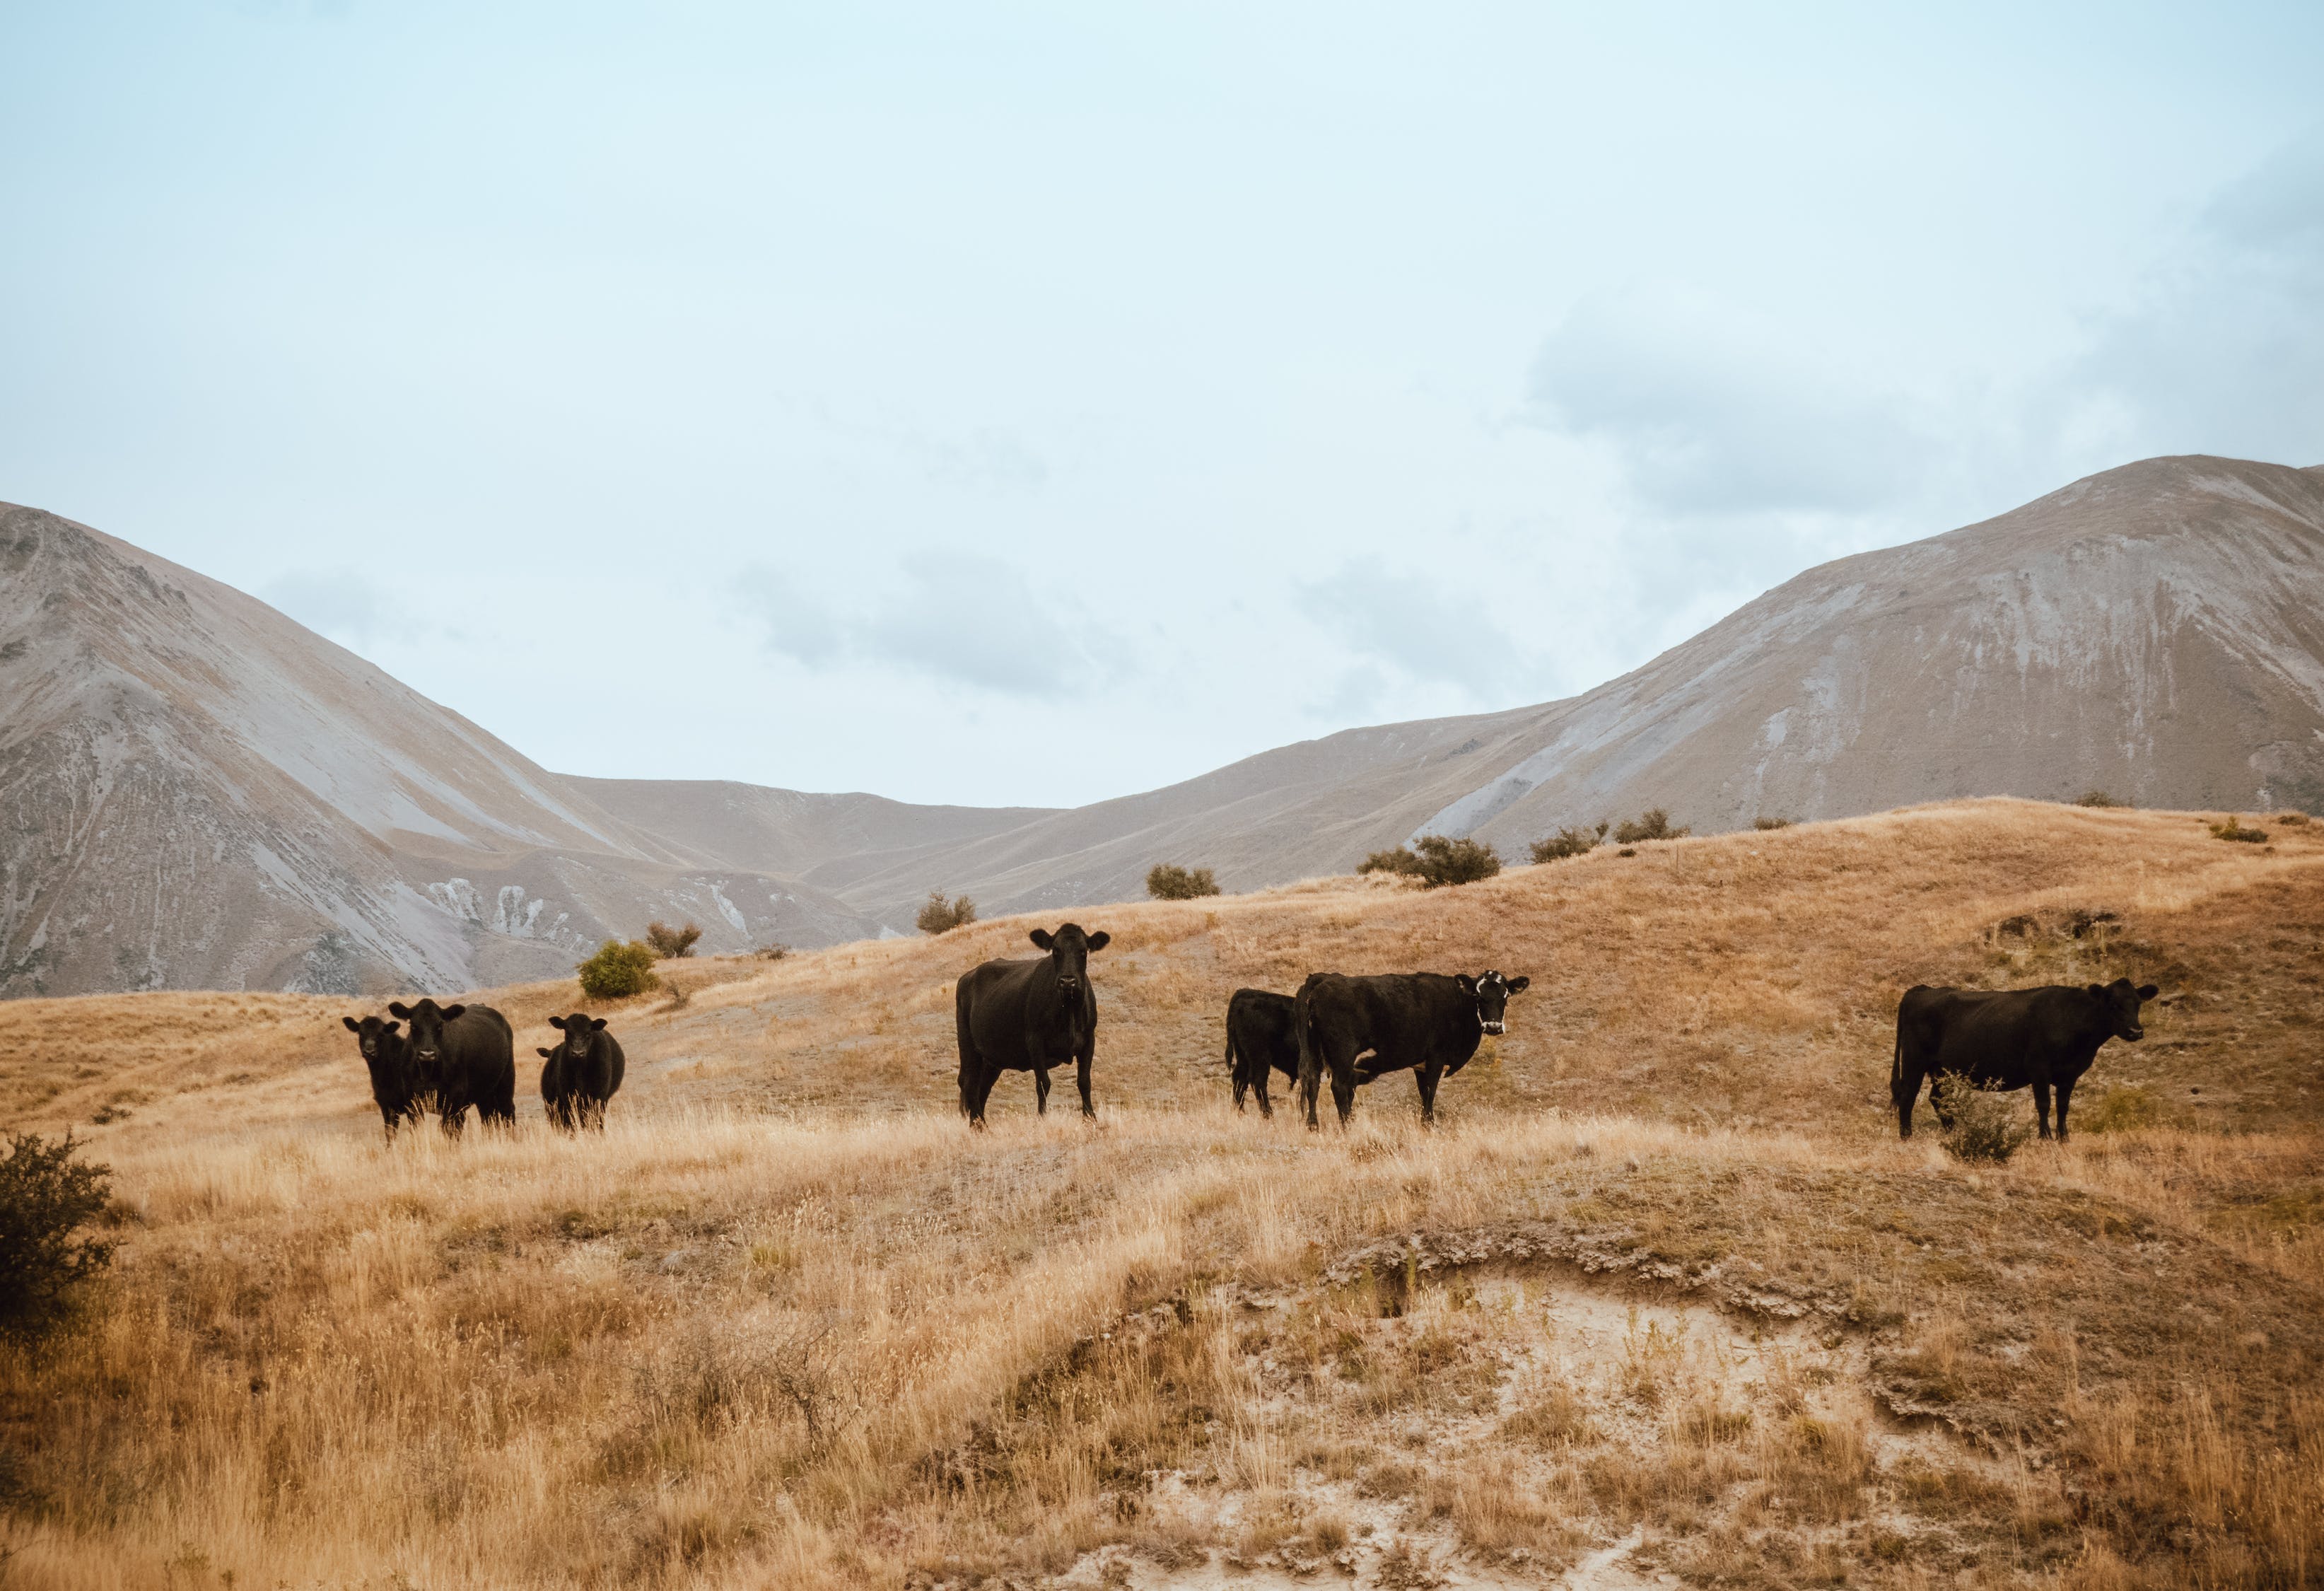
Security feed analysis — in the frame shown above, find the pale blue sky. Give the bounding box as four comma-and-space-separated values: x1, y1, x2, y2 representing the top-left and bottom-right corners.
5, 4, 2320, 805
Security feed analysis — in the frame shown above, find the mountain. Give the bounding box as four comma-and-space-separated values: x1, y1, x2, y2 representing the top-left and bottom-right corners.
0, 506, 901, 998
7, 455, 2320, 996
619, 455, 2324, 923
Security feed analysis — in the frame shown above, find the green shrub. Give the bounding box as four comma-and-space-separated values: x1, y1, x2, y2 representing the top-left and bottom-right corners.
0, 1132, 115, 1348
1359, 836, 1502, 887
1145, 863, 1220, 901
1529, 823, 1606, 863
916, 892, 976, 935
2081, 1085, 2165, 1134
1932, 1075, 2031, 1164
644, 920, 703, 959
2077, 790, 2125, 809
1359, 847, 1424, 878
1752, 815, 1793, 831
577, 939, 660, 999
2209, 816, 2268, 844
1612, 808, 1689, 844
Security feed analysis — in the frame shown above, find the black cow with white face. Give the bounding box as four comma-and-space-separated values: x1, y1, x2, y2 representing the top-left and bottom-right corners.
1893, 978, 2159, 1143
953, 923, 1111, 1126
539, 1013, 626, 1132
342, 1014, 421, 1141
1295, 968, 1531, 1128
387, 998, 516, 1137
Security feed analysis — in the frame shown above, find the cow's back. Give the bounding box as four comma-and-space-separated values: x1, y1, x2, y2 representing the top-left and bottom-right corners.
447, 1005, 515, 1090
959, 956, 1046, 1063
1228, 989, 1298, 1060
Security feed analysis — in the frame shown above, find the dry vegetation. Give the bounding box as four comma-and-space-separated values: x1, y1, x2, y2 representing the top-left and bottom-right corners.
3, 799, 2322, 1589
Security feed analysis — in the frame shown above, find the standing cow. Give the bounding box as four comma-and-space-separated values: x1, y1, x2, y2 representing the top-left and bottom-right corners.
1295, 969, 1530, 1128
954, 923, 1110, 1127
1224, 987, 1300, 1118
1891, 979, 2159, 1143
539, 1013, 626, 1131
343, 1013, 423, 1141
387, 998, 516, 1136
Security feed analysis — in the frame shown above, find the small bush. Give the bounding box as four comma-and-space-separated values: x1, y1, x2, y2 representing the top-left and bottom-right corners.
643, 921, 703, 959
1933, 1075, 2032, 1164
1145, 863, 1220, 901
916, 892, 976, 935
1529, 822, 1606, 863
1359, 846, 1424, 878
577, 939, 660, 1000
757, 943, 792, 961
2277, 811, 2313, 827
1612, 808, 1689, 844
2081, 1085, 2165, 1134
0, 1132, 115, 1348
2077, 790, 2125, 809
2210, 816, 2269, 844
1365, 835, 1502, 888
1752, 815, 1793, 831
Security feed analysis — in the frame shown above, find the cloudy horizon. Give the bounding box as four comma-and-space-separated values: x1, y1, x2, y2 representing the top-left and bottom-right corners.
4, 4, 2319, 808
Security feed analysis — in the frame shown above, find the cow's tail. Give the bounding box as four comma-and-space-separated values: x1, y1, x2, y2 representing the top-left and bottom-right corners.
1294, 974, 1324, 1128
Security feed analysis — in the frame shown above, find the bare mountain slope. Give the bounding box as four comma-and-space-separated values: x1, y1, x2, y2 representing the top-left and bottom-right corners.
0, 506, 882, 997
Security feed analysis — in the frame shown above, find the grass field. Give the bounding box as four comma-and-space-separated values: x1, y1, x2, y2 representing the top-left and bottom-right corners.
4, 798, 2322, 1589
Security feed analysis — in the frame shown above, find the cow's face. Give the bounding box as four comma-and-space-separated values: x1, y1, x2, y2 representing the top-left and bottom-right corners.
1029, 923, 1110, 998
2089, 979, 2160, 1042
549, 1013, 607, 1060
342, 1013, 401, 1063
1454, 969, 1531, 1036
387, 998, 467, 1085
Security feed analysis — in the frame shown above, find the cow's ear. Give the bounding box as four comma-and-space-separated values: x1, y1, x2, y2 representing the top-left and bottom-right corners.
1086, 931, 1110, 952
2137, 984, 2159, 1001
384, 1020, 399, 1034
590, 1017, 608, 1030
548, 1015, 566, 1030
2086, 984, 2107, 998
1454, 974, 1476, 994
441, 1003, 467, 1021
538, 1047, 554, 1058
344, 1016, 361, 1032
1029, 929, 1055, 951
388, 1001, 412, 1019
1505, 975, 1531, 994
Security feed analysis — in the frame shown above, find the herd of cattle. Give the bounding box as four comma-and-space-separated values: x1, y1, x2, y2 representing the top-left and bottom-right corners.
343, 921, 2163, 1145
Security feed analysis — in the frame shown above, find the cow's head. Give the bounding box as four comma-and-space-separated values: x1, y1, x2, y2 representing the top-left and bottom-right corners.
548, 1013, 607, 1061
1454, 969, 1531, 1036
387, 998, 466, 1085
2088, 979, 2161, 1042
342, 1013, 402, 1063
1029, 923, 1110, 998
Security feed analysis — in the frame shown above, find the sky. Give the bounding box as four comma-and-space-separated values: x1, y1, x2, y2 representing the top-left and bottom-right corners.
4, 3, 2321, 808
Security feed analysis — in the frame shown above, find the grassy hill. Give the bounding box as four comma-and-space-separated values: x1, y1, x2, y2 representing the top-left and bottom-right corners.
3, 800, 2321, 1588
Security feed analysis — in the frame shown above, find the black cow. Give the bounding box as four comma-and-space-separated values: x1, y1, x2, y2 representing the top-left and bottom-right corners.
387, 998, 515, 1136
954, 923, 1111, 1127
1295, 969, 1530, 1128
342, 1014, 422, 1141
1225, 988, 1300, 1118
1892, 979, 2159, 1143
539, 1013, 626, 1131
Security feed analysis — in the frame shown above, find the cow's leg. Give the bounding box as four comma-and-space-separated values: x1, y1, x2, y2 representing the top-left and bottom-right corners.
2054, 1076, 2078, 1144
1254, 1067, 1274, 1120
1035, 1066, 1052, 1115
1075, 1047, 1094, 1119
2033, 1079, 2053, 1141
1329, 1055, 1357, 1126
1895, 1064, 1921, 1139
968, 1067, 1000, 1129
1415, 1062, 1444, 1126
440, 1105, 467, 1140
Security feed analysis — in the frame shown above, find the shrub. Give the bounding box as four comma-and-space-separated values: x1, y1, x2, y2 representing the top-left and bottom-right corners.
2077, 790, 2125, 809
0, 1132, 115, 1347
1752, 815, 1793, 831
916, 892, 976, 935
1360, 837, 1500, 887
2081, 1085, 2165, 1134
1145, 863, 1220, 901
644, 921, 703, 959
577, 939, 660, 1000
1932, 1075, 2031, 1164
1612, 808, 1689, 844
757, 943, 792, 961
2209, 816, 2269, 844
1529, 823, 1607, 863
2279, 811, 2313, 827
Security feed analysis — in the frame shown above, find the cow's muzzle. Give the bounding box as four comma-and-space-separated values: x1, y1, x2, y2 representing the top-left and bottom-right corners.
2123, 1026, 2144, 1041
1481, 1020, 1505, 1036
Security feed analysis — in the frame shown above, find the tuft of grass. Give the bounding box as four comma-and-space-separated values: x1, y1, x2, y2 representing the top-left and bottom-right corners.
2210, 815, 2269, 844
2077, 790, 2127, 808
2081, 1085, 2166, 1134
1751, 815, 1793, 830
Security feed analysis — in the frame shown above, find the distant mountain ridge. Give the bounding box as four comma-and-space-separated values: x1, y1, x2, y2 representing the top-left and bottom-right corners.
6, 454, 2320, 996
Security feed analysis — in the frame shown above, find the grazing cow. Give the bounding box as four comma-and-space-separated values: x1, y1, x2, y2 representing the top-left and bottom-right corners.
342, 1014, 421, 1141
539, 1013, 626, 1131
954, 923, 1111, 1127
1295, 969, 1531, 1128
387, 998, 515, 1136
1224, 988, 1300, 1118
1891, 979, 2160, 1143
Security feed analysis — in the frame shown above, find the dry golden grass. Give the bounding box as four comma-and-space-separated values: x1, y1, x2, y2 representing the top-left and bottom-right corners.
3, 799, 2322, 1587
